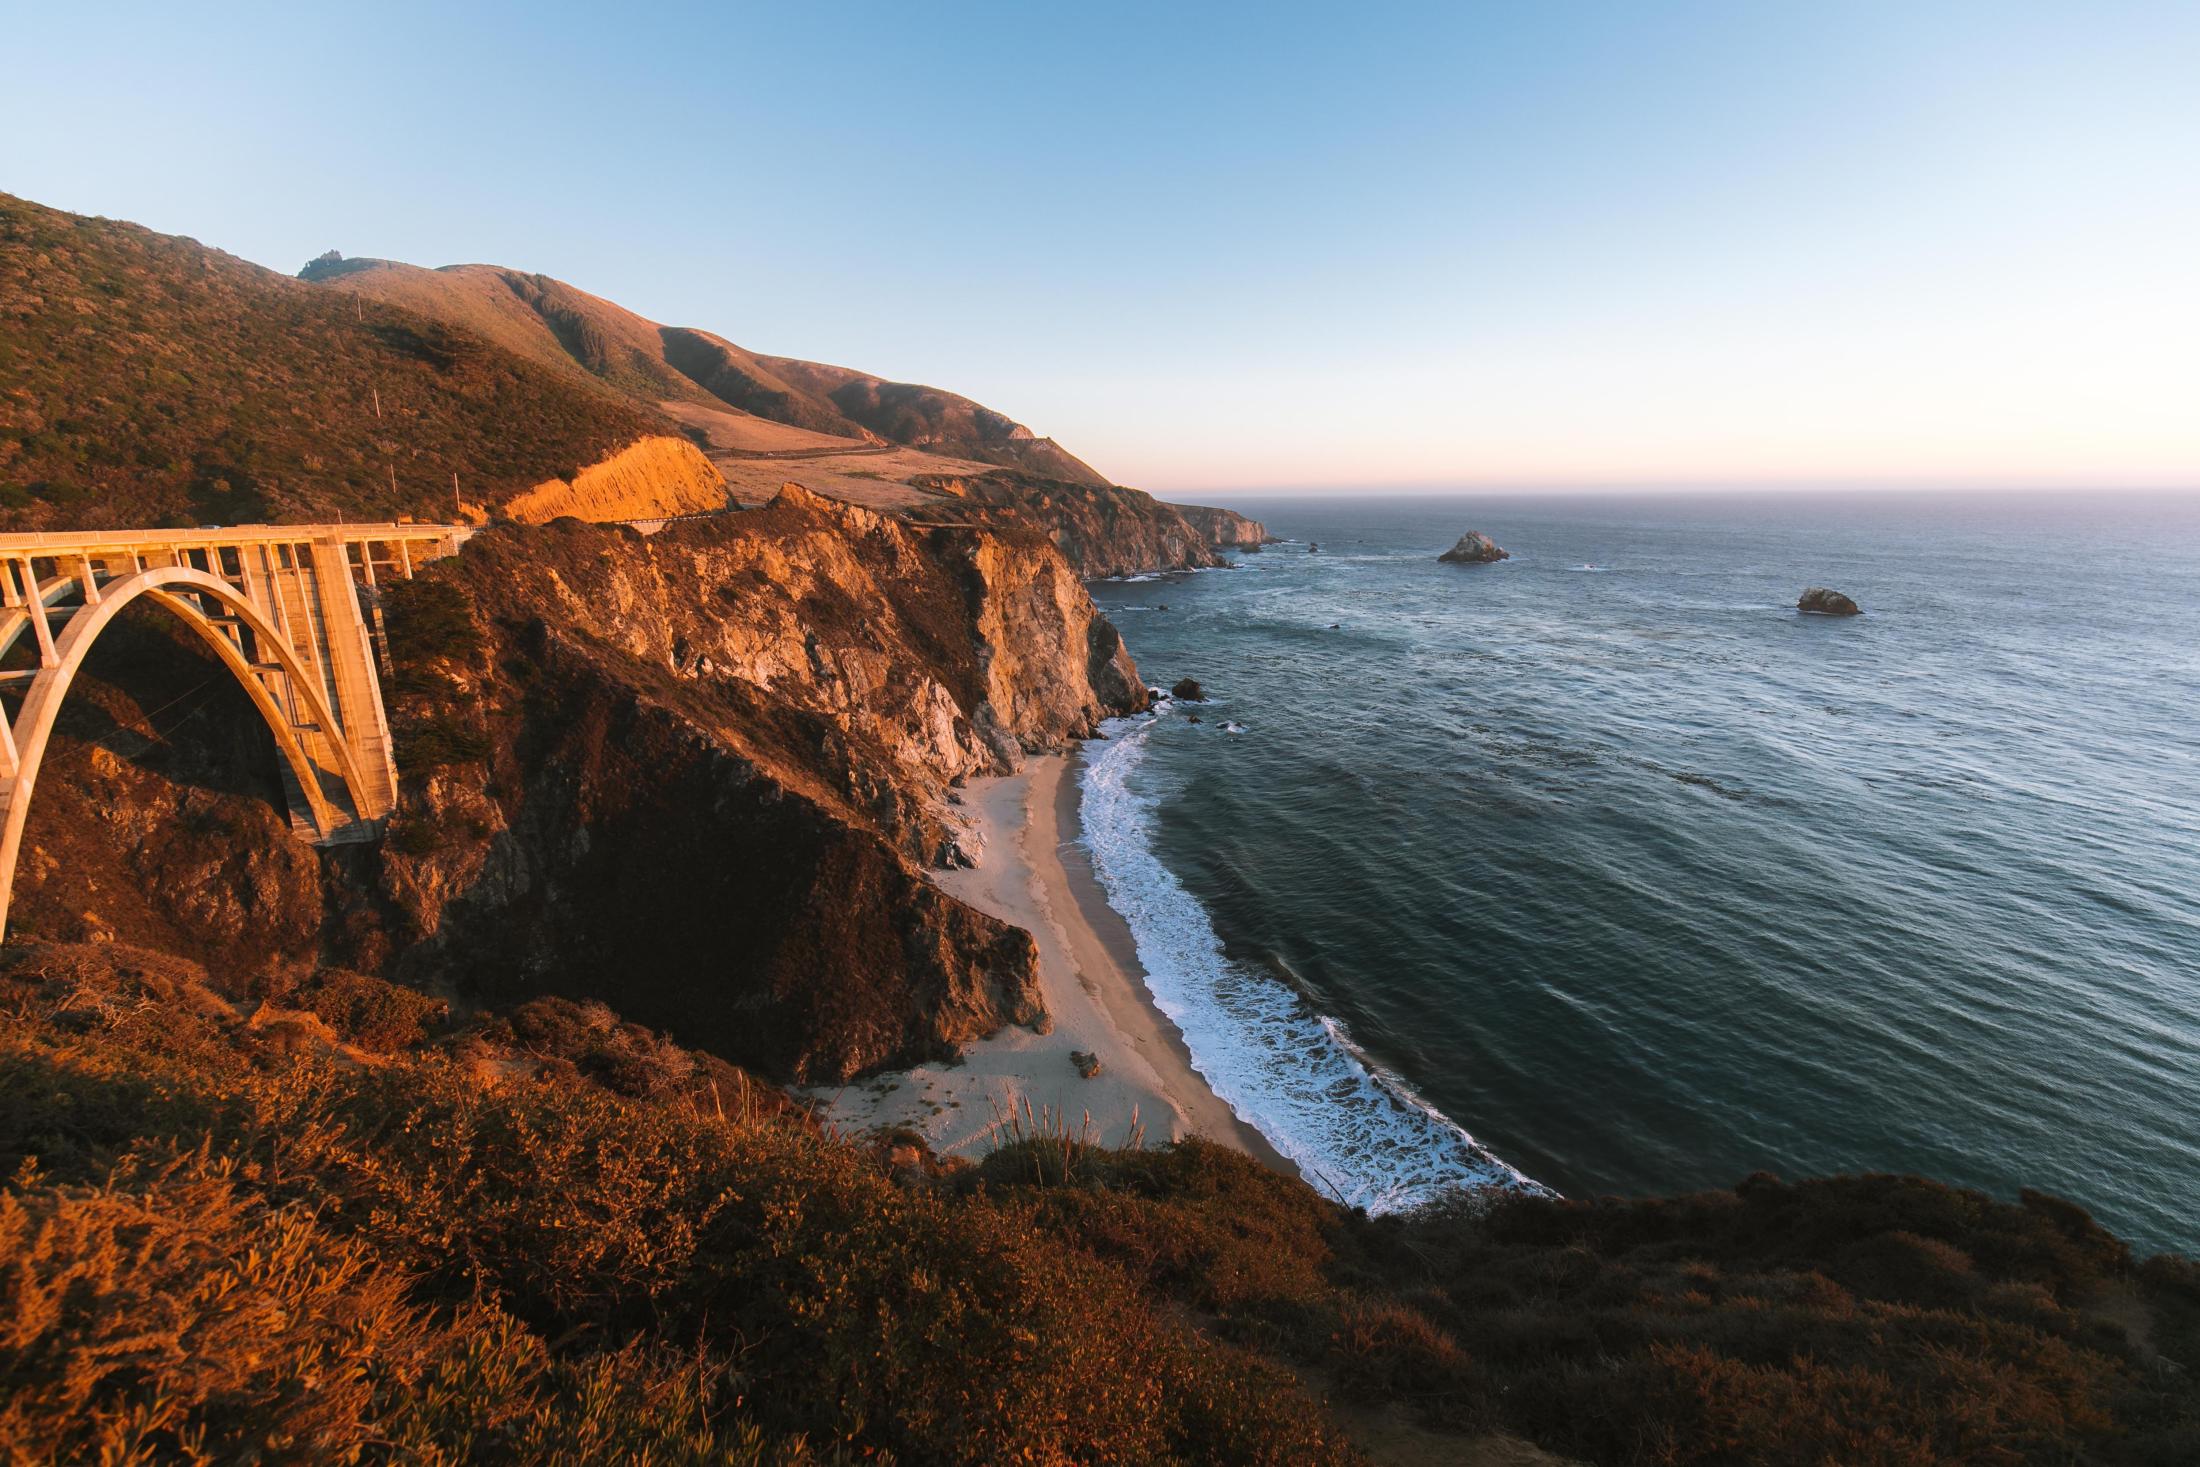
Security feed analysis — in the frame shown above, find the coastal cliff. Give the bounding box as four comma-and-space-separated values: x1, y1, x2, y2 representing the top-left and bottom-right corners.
1172, 502, 1273, 550
8, 488, 1145, 1081
913, 470, 1224, 577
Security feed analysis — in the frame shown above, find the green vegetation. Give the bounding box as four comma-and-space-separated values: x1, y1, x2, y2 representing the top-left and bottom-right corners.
381, 575, 494, 768
0, 194, 661, 529
4, 941, 2194, 1465
0, 945, 1354, 1464
966, 1139, 2200, 1464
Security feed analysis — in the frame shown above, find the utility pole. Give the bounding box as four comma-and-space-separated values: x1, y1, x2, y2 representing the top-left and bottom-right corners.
452, 471, 461, 519
372, 387, 382, 420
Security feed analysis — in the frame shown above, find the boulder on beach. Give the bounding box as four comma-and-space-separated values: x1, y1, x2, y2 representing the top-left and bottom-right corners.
1438, 530, 1510, 564
1798, 587, 1861, 616
1170, 677, 1206, 702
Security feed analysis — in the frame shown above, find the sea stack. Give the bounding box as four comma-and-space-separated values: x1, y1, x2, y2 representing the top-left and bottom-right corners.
1438, 530, 1510, 564
1797, 587, 1861, 616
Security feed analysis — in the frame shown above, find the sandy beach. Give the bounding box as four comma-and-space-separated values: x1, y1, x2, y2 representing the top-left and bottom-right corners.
810, 750, 1291, 1172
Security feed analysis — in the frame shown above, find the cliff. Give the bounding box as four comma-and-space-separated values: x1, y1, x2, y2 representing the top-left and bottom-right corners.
7, 491, 1145, 1082
913, 470, 1224, 577
501, 434, 729, 524
1172, 502, 1274, 550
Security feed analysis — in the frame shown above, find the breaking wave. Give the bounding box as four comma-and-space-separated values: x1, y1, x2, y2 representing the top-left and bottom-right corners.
1079, 709, 1547, 1213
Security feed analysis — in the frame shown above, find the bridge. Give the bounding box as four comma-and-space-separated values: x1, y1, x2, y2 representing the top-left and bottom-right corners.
0, 521, 474, 938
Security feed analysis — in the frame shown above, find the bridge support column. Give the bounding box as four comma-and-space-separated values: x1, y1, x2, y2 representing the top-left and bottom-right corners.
307, 538, 399, 818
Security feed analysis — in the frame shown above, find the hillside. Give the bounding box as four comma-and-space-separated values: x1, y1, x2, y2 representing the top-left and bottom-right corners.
302, 253, 1109, 486
0, 194, 669, 529
7, 936, 2196, 1465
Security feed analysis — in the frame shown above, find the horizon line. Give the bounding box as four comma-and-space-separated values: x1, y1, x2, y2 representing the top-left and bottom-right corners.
1151, 478, 2200, 500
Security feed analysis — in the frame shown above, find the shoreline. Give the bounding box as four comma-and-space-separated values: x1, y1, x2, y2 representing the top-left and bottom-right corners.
809, 748, 1292, 1175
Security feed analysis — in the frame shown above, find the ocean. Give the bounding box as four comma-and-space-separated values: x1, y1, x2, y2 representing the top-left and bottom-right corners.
1079, 492, 2200, 1252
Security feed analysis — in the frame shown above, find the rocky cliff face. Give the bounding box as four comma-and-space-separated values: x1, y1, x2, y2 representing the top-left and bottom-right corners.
8, 489, 1146, 1082
1170, 503, 1273, 551
912, 471, 1223, 577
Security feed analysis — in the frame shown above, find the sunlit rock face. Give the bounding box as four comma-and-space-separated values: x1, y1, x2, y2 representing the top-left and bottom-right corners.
503, 435, 728, 524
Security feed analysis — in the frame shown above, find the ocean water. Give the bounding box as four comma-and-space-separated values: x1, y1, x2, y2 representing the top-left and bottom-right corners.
1079, 492, 2200, 1251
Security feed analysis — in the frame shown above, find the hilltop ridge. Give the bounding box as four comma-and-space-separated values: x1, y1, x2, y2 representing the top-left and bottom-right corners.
299, 251, 1108, 487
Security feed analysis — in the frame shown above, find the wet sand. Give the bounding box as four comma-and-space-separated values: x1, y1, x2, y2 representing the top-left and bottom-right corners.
809, 750, 1291, 1173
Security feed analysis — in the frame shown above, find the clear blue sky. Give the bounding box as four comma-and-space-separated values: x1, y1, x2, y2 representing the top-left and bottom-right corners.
6, 1, 2197, 493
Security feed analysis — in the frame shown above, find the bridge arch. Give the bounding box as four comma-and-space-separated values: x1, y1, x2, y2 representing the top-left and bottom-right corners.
0, 564, 379, 937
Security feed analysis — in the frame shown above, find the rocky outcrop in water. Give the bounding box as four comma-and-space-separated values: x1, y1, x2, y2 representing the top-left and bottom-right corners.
1170, 677, 1207, 702
1170, 503, 1273, 552
1798, 587, 1861, 616
11, 487, 1147, 1083
1439, 530, 1510, 564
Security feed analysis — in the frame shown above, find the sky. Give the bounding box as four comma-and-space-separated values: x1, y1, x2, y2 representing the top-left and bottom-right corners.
5, 1, 2197, 494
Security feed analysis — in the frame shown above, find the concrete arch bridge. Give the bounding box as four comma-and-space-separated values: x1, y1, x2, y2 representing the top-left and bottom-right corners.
0, 522, 473, 937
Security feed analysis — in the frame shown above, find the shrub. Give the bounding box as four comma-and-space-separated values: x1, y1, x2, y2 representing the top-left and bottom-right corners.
291, 970, 448, 1052
382, 578, 482, 671
0, 944, 1358, 1466
397, 714, 492, 768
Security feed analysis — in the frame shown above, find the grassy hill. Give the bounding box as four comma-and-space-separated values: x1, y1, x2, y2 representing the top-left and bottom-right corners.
0, 194, 665, 529
303, 253, 1109, 485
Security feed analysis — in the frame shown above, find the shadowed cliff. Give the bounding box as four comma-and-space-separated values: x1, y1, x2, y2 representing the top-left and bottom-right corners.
6, 488, 1145, 1081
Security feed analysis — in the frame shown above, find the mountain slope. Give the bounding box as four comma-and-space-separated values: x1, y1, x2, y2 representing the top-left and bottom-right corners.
304, 253, 1107, 484
0, 194, 669, 529
754, 352, 1106, 483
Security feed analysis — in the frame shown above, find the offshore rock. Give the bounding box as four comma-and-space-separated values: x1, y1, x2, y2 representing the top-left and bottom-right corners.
1170, 677, 1207, 702
1798, 587, 1862, 616
1438, 530, 1510, 564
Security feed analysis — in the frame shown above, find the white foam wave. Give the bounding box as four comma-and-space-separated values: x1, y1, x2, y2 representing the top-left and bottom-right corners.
1080, 714, 1550, 1213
